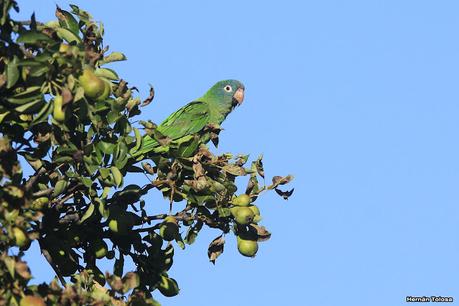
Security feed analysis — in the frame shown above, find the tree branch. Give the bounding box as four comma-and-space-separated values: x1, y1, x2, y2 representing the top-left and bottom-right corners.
32, 188, 54, 198
24, 167, 47, 192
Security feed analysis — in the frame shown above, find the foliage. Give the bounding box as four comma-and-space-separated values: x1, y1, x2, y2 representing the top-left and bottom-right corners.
0, 1, 293, 305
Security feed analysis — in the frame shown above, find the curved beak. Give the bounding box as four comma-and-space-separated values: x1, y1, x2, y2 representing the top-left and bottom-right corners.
233, 87, 245, 105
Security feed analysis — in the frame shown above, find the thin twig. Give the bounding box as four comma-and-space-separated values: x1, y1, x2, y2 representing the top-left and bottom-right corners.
39, 243, 66, 286
32, 188, 54, 198
24, 167, 47, 191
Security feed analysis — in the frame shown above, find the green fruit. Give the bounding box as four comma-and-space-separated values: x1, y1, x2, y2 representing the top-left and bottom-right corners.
20, 295, 45, 306
95, 79, 112, 102
79, 68, 105, 99
157, 275, 180, 297
106, 250, 115, 259
12, 227, 29, 248
31, 197, 49, 210
108, 208, 137, 234
237, 236, 259, 257
53, 95, 65, 122
108, 219, 120, 233
92, 239, 108, 259
5, 209, 19, 222
159, 216, 179, 241
248, 205, 262, 223
231, 206, 255, 225
232, 194, 251, 206
248, 205, 260, 215
59, 43, 70, 53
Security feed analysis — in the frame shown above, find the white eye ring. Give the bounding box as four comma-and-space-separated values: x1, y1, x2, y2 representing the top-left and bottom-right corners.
224, 85, 232, 92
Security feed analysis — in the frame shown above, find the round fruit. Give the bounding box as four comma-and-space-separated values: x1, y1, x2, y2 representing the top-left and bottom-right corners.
53, 95, 65, 122
31, 197, 49, 210
237, 237, 259, 257
20, 295, 45, 306
248, 205, 260, 216
232, 194, 251, 206
12, 227, 29, 248
59, 43, 70, 53
79, 68, 105, 99
159, 216, 179, 241
248, 205, 262, 223
108, 209, 137, 235
95, 79, 112, 102
106, 250, 115, 259
231, 206, 255, 225
92, 239, 108, 259
5, 209, 19, 222
157, 275, 180, 297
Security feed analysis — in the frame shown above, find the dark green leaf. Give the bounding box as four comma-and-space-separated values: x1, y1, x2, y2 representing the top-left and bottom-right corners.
17, 31, 53, 44
6, 57, 19, 89
56, 6, 79, 35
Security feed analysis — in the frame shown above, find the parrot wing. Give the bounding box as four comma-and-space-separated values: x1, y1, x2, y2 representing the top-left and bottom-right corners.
132, 101, 210, 157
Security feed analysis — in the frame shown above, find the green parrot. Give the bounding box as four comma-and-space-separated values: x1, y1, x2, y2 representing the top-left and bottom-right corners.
131, 79, 245, 159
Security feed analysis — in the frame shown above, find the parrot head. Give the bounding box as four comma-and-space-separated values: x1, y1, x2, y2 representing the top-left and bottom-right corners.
203, 79, 245, 109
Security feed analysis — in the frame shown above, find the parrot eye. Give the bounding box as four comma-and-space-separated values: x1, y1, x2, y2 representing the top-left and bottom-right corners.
224, 85, 232, 92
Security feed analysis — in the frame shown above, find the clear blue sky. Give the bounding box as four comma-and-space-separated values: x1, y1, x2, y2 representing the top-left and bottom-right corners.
15, 1, 459, 305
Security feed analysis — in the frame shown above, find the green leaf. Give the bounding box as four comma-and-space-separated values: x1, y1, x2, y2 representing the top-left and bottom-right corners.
184, 221, 203, 245
0, 111, 10, 124
7, 93, 43, 105
94, 197, 109, 219
56, 27, 82, 44
52, 180, 68, 197
99, 167, 110, 179
17, 59, 46, 67
14, 98, 45, 114
78, 203, 95, 224
107, 110, 121, 124
69, 4, 92, 23
3, 256, 15, 278
30, 103, 53, 127
97, 141, 115, 155
6, 57, 19, 89
111, 166, 123, 187
217, 207, 231, 218
95, 68, 119, 80
114, 142, 128, 169
17, 31, 53, 44
81, 177, 93, 188
28, 64, 49, 77
10, 86, 41, 97
56, 6, 79, 35
129, 128, 142, 154
100, 52, 127, 64
53, 156, 73, 164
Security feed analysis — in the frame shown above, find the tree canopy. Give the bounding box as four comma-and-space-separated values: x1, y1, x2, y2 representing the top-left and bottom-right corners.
0, 2, 293, 305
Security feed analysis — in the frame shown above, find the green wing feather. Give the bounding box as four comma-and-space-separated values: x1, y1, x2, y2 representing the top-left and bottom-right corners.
132, 101, 210, 157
